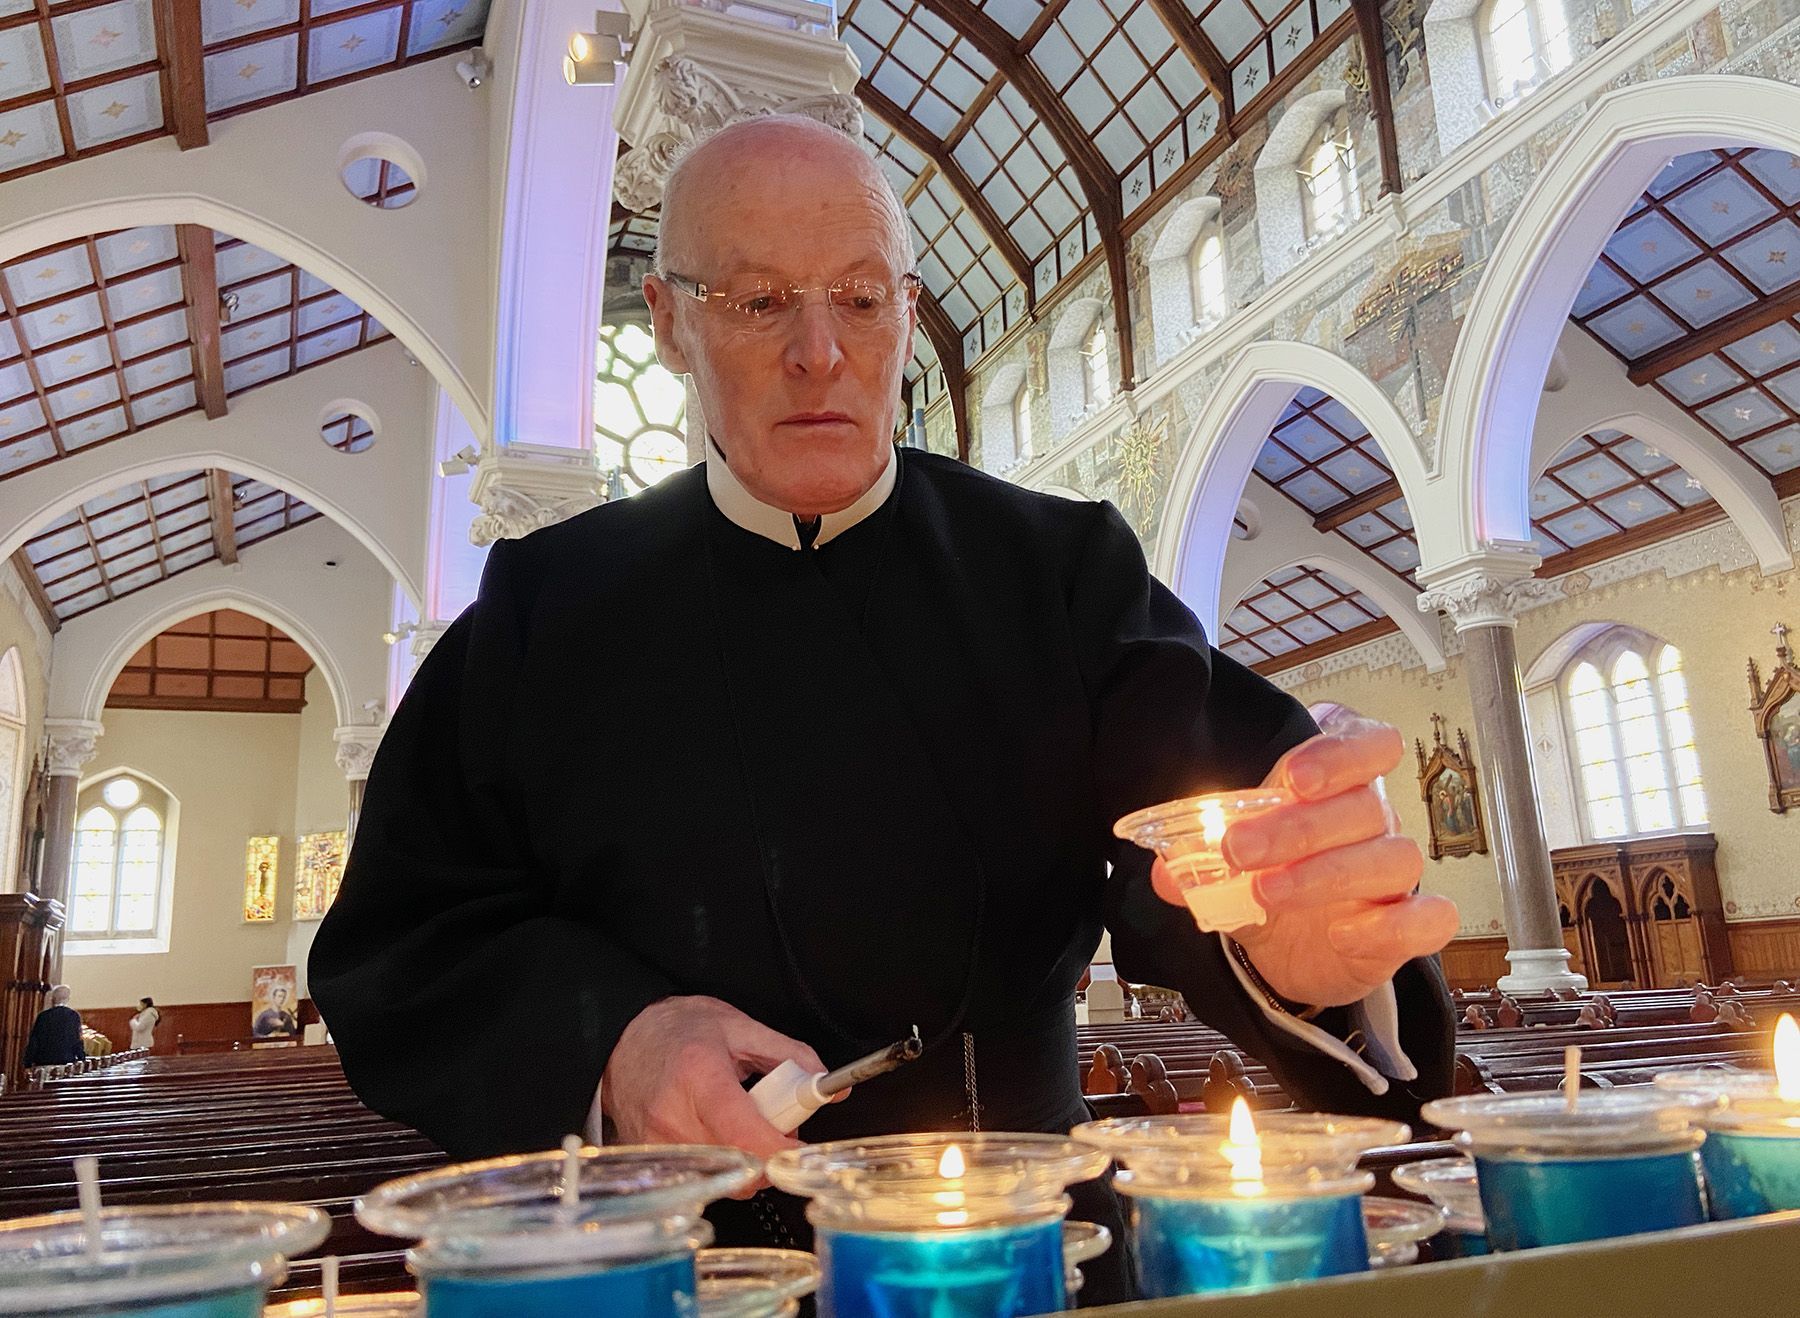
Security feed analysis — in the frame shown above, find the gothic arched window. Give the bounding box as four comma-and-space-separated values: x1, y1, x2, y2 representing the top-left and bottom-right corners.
594, 322, 689, 493
1481, 0, 1571, 102
1083, 322, 1111, 409
68, 775, 171, 942
1565, 640, 1707, 840
1013, 383, 1034, 461
1299, 111, 1358, 238
1189, 230, 1228, 326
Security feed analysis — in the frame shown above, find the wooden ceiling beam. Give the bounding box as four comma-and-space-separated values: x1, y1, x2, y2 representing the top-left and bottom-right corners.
152, 0, 209, 150
914, 0, 1137, 390
9, 550, 59, 636
1144, 0, 1235, 126
860, 83, 1036, 307
1625, 282, 1800, 385
1350, 0, 1403, 196
206, 469, 239, 566
177, 225, 228, 419
915, 288, 971, 463
1314, 476, 1404, 532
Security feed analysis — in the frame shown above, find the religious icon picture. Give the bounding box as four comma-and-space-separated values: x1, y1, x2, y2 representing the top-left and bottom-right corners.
243, 835, 279, 923
250, 964, 299, 1039
1414, 714, 1489, 861
1747, 623, 1800, 813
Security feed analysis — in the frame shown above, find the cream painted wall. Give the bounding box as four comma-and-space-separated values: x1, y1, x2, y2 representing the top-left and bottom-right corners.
0, 561, 50, 894
65, 708, 301, 1010
1283, 558, 1800, 936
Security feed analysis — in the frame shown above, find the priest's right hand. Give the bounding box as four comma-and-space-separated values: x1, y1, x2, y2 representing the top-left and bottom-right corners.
601, 995, 826, 1172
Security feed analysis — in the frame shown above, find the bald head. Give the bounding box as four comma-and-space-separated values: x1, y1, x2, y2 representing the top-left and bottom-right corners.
654, 114, 913, 279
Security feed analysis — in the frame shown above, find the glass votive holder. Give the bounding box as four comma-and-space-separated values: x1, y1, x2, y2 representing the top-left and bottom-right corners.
1422, 1091, 1712, 1251
1114, 789, 1291, 933
1361, 1197, 1445, 1268
356, 1144, 759, 1318
266, 1295, 420, 1317
1072, 1112, 1410, 1298
0, 1202, 329, 1318
1655, 1069, 1800, 1219
695, 1248, 820, 1317
1391, 1156, 1488, 1256
765, 1132, 1111, 1318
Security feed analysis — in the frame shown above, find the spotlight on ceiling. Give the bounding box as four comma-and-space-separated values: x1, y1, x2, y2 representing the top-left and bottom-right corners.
381, 622, 418, 647
565, 10, 630, 85
455, 50, 491, 88
219, 290, 240, 322
437, 444, 480, 478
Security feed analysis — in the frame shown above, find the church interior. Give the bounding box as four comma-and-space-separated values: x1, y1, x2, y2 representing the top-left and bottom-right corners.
4, 0, 1800, 1311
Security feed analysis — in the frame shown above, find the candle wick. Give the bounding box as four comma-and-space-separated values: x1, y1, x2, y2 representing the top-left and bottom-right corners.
1564, 1045, 1581, 1113
73, 1155, 103, 1261
322, 1255, 338, 1318
560, 1134, 583, 1213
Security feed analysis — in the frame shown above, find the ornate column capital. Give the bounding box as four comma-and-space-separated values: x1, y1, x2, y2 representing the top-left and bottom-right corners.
333, 726, 385, 783
468, 442, 609, 545
43, 718, 103, 778
409, 621, 450, 669
1415, 548, 1549, 631
612, 1, 862, 213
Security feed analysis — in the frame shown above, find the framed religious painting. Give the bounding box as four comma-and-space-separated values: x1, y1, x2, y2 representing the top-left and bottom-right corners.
1747, 623, 1800, 813
250, 964, 299, 1040
1415, 714, 1489, 861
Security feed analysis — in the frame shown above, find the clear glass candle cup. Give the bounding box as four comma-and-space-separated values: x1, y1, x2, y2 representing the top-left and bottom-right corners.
1113, 789, 1291, 933
1072, 1113, 1410, 1298
764, 1132, 1112, 1318
356, 1144, 766, 1318
1391, 1156, 1489, 1256
0, 1202, 330, 1318
1422, 1091, 1712, 1251
266, 1296, 419, 1318
694, 1248, 822, 1317
1655, 1069, 1800, 1219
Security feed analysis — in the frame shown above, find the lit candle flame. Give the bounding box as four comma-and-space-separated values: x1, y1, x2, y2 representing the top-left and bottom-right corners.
1200, 801, 1227, 848
1223, 1097, 1263, 1196
1776, 1013, 1800, 1103
934, 1143, 969, 1226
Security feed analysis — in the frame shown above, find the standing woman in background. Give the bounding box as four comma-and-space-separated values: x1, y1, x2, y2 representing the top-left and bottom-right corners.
129, 997, 159, 1052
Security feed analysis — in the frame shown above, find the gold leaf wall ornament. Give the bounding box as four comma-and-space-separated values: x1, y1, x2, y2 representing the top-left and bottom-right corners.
1115, 414, 1170, 529
1343, 45, 1370, 93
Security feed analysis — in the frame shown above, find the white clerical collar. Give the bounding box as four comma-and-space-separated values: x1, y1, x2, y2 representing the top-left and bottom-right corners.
704, 435, 897, 551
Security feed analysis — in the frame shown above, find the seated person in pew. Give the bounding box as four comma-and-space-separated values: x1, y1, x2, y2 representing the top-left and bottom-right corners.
309, 113, 1458, 1305
22, 985, 84, 1069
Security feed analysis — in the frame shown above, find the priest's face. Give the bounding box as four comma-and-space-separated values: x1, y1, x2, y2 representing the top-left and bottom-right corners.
644, 119, 916, 518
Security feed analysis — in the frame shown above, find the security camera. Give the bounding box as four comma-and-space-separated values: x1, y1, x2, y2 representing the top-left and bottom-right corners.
455, 51, 490, 89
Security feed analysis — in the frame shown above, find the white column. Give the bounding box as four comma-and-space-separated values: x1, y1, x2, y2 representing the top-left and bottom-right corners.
39, 719, 101, 985
1418, 552, 1586, 994
333, 725, 385, 845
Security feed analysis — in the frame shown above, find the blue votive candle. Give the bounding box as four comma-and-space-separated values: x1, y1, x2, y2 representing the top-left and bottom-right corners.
1129, 1188, 1365, 1297
766, 1133, 1113, 1318
1074, 1106, 1411, 1299
817, 1216, 1065, 1317
357, 1144, 762, 1318
0, 1202, 329, 1318
1658, 1019, 1800, 1220
1423, 1090, 1711, 1251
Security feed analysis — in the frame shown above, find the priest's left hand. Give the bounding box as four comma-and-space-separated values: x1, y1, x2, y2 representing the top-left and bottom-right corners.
1151, 722, 1459, 1008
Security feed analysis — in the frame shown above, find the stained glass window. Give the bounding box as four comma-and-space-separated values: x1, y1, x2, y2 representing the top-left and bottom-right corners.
294, 831, 348, 921
1565, 643, 1707, 840
244, 836, 279, 924
594, 323, 690, 493
67, 775, 170, 942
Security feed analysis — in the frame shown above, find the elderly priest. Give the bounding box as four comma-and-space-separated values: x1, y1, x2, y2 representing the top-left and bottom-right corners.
310, 114, 1458, 1303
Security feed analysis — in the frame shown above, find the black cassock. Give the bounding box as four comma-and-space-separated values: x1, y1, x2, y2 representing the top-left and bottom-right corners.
311, 450, 1453, 1302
